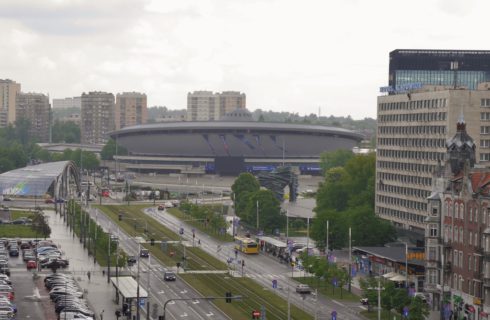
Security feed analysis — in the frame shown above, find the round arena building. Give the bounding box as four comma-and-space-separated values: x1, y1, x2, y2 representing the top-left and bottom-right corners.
109, 110, 363, 175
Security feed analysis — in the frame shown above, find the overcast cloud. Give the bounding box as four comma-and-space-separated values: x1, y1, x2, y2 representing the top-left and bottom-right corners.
0, 0, 488, 118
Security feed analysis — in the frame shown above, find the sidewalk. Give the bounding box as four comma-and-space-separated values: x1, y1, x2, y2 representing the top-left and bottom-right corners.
46, 210, 119, 320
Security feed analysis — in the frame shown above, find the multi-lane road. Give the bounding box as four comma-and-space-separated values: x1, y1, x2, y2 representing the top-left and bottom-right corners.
86, 203, 365, 320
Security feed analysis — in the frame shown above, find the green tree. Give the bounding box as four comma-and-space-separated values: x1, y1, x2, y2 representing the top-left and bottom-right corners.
231, 173, 260, 215
312, 153, 395, 249
316, 167, 349, 212
408, 296, 429, 320
31, 211, 51, 239
52, 120, 80, 143
359, 276, 379, 312
244, 189, 283, 233
349, 205, 396, 246
101, 138, 128, 160
320, 149, 354, 175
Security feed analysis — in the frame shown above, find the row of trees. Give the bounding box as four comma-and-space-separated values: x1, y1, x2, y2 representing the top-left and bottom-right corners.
231, 173, 285, 233
301, 255, 350, 298
311, 151, 396, 249
360, 277, 429, 319
0, 118, 101, 173
178, 202, 228, 233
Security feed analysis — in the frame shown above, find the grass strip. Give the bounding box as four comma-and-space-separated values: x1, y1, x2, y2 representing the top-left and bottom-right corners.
0, 225, 39, 238
95, 205, 227, 270
167, 207, 234, 242
297, 277, 360, 302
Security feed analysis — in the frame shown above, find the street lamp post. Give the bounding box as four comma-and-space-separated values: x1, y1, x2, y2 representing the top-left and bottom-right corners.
146, 253, 151, 320
306, 217, 310, 257
107, 234, 111, 284
405, 242, 409, 290
136, 243, 141, 320
348, 227, 352, 293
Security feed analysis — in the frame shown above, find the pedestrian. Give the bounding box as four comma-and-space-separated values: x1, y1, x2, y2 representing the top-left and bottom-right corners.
100, 309, 104, 320
234, 249, 238, 258
87, 271, 91, 282
102, 269, 105, 276
198, 239, 201, 245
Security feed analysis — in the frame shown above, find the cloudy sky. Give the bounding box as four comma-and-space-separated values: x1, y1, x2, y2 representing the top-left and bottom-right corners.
0, 0, 487, 118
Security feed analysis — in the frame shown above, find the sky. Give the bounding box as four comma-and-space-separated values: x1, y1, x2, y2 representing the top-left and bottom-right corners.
0, 0, 488, 119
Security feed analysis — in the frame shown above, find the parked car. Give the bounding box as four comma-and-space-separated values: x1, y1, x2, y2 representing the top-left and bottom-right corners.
360, 297, 369, 305
157, 205, 165, 211
26, 260, 37, 270
45, 198, 54, 204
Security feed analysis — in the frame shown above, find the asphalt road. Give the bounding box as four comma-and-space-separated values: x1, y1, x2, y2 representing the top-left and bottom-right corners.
143, 207, 366, 320
86, 205, 230, 320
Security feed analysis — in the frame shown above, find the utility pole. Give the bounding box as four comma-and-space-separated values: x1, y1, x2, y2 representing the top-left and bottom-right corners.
348, 227, 352, 292
146, 253, 151, 320
326, 220, 329, 258
136, 243, 141, 320
256, 200, 259, 231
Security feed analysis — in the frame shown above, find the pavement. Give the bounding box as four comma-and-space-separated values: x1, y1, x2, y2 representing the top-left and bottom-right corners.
45, 210, 120, 320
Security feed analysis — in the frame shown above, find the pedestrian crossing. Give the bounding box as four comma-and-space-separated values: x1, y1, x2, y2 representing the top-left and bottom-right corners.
244, 273, 289, 280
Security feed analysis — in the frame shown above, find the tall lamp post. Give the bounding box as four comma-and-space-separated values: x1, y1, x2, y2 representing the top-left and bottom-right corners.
348, 227, 352, 292
256, 200, 259, 231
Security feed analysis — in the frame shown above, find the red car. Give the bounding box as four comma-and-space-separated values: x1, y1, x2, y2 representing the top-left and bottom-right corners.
158, 205, 165, 211
26, 260, 37, 270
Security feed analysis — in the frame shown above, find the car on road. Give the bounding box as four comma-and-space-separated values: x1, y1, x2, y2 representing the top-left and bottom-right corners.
139, 249, 149, 258
157, 205, 165, 211
45, 198, 54, 204
2, 198, 11, 202
163, 272, 176, 281
360, 297, 369, 305
295, 284, 311, 294
127, 256, 137, 266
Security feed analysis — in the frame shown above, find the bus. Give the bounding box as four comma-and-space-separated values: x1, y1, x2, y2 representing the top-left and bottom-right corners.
234, 237, 259, 254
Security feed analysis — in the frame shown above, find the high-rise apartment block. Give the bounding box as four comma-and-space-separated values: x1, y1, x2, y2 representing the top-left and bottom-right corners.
115, 92, 147, 130
81, 92, 115, 144
16, 92, 51, 142
187, 91, 246, 121
377, 49, 490, 235
0, 79, 20, 127
52, 97, 81, 109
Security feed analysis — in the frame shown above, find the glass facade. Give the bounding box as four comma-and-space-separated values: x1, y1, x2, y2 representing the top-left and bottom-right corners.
395, 70, 489, 90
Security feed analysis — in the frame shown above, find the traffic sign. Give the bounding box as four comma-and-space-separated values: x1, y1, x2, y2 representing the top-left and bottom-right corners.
139, 298, 146, 307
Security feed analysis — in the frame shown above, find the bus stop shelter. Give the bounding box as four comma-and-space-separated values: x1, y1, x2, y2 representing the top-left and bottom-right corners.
111, 276, 148, 317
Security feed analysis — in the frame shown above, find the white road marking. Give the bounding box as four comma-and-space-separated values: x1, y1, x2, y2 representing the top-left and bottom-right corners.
332, 299, 345, 307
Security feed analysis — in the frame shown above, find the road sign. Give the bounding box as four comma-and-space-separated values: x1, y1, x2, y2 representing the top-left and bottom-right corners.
139, 298, 146, 308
